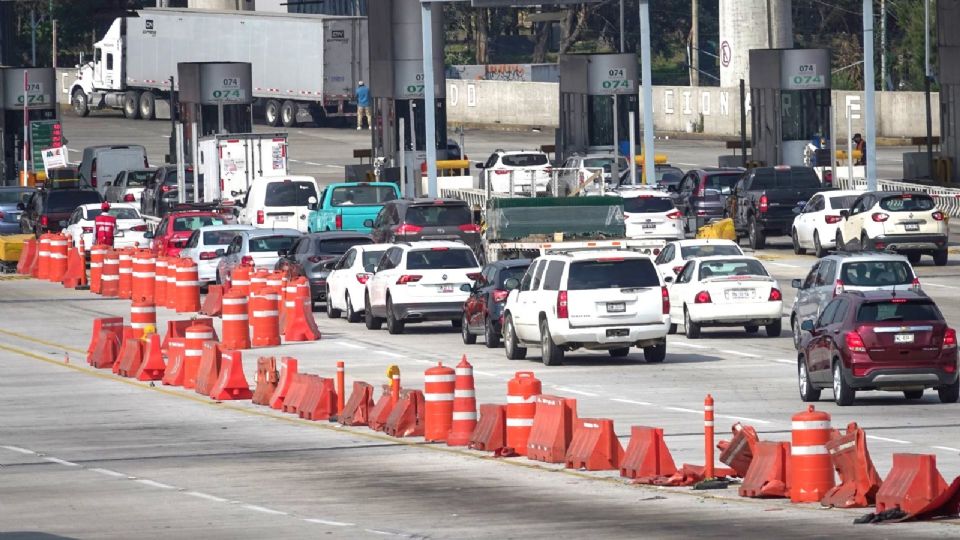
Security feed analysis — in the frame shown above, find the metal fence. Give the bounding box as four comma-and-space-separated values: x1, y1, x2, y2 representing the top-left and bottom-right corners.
832, 175, 960, 218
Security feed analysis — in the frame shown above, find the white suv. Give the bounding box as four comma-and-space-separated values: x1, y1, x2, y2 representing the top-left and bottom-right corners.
478, 150, 552, 194
501, 251, 670, 366
837, 191, 948, 265
364, 241, 482, 334
618, 187, 684, 241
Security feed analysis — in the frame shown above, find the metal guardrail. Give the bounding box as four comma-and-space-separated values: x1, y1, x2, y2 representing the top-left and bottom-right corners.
832, 175, 960, 218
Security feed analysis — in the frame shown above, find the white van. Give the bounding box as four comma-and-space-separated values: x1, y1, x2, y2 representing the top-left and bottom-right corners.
79, 145, 149, 196
237, 176, 320, 233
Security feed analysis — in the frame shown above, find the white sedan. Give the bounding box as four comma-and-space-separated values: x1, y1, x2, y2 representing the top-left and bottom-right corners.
667, 256, 783, 339
619, 187, 684, 241
179, 224, 255, 283
62, 203, 149, 252
791, 190, 862, 257
325, 243, 392, 323
654, 239, 744, 278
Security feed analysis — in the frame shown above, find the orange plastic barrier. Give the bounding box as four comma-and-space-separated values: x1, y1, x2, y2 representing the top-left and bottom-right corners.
34, 234, 50, 279
506, 371, 541, 456
86, 317, 124, 365
61, 237, 86, 289
338, 381, 375, 426
101, 250, 120, 297
469, 404, 508, 453
194, 341, 222, 396
739, 441, 791, 498
368, 385, 396, 432
89, 245, 106, 293
280, 278, 296, 329
47, 234, 69, 282
136, 333, 167, 381
620, 426, 678, 479
200, 284, 224, 317
117, 248, 133, 298
299, 376, 337, 421
131, 250, 155, 303
89, 329, 123, 369
175, 259, 201, 313
282, 277, 320, 342
565, 418, 623, 471
423, 362, 455, 442
790, 406, 835, 503
16, 238, 35, 274
821, 422, 882, 508
161, 318, 216, 354
447, 356, 477, 447
282, 373, 309, 414
210, 350, 252, 400
183, 323, 216, 389
130, 300, 157, 333
116, 336, 144, 377
268, 357, 299, 410
252, 356, 279, 405
251, 286, 281, 347
153, 257, 168, 306
161, 338, 187, 386
527, 395, 577, 464
383, 389, 425, 438
876, 454, 948, 515
718, 423, 760, 477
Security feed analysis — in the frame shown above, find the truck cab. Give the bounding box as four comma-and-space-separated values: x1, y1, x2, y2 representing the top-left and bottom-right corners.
307, 182, 400, 234
71, 18, 125, 117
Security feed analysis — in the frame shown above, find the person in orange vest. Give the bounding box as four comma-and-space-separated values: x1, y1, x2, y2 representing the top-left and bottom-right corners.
94, 202, 117, 247
853, 133, 866, 166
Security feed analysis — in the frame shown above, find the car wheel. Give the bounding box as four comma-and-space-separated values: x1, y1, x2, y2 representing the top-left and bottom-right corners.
903, 389, 924, 400
608, 347, 630, 358
748, 217, 765, 250
643, 343, 667, 363
907, 252, 921, 265
451, 318, 463, 329
345, 293, 361, 323
539, 318, 564, 366
934, 249, 949, 267
668, 323, 677, 335
484, 317, 501, 348
833, 360, 855, 406
461, 314, 476, 345
386, 296, 404, 335
798, 357, 821, 402
364, 294, 382, 330
792, 229, 806, 255
684, 308, 701, 339
938, 379, 960, 403
325, 287, 341, 318
765, 319, 782, 337
744, 325, 759, 334
72, 88, 90, 117
835, 231, 845, 252
503, 315, 526, 360
813, 231, 826, 258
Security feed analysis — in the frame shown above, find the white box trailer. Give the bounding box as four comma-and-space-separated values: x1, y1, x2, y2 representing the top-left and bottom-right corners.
198, 133, 288, 203
68, 8, 368, 127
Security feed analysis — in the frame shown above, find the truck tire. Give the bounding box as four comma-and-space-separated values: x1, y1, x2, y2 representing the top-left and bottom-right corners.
123, 91, 141, 119
264, 99, 282, 127
503, 315, 526, 360
934, 249, 949, 267
308, 103, 327, 127
72, 89, 90, 117
281, 100, 298, 128
748, 217, 765, 250
139, 91, 156, 120
540, 319, 564, 366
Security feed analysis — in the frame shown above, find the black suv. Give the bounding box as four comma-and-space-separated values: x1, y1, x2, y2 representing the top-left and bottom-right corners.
19, 187, 102, 237
728, 166, 825, 249
140, 164, 203, 218
366, 198, 481, 252
460, 259, 532, 348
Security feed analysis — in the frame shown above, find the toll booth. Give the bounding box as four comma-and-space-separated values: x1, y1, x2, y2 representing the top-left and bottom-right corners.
940, 2, 960, 183
368, 0, 448, 195
749, 48, 832, 167
177, 62, 254, 138
557, 53, 638, 171
0, 68, 59, 186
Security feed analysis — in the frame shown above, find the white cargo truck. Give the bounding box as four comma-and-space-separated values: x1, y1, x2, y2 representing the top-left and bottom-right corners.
197, 133, 288, 203
68, 8, 368, 127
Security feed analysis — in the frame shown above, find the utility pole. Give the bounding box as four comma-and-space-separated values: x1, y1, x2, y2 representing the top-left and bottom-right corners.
880, 0, 887, 90
924, 0, 933, 179
690, 0, 699, 86
619, 0, 625, 53
639, 0, 655, 186
766, 0, 773, 47
863, 0, 878, 191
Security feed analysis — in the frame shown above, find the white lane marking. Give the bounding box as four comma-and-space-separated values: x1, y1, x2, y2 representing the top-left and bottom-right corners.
672, 342, 708, 349
89, 468, 126, 478
611, 398, 652, 406
337, 341, 366, 350
472, 370, 498, 377
768, 262, 799, 268
867, 435, 911, 444
136, 479, 175, 489
243, 504, 288, 516
415, 360, 434, 365
379, 351, 406, 359
664, 406, 700, 414
364, 529, 397, 536
923, 282, 960, 290
721, 350, 759, 358
186, 491, 229, 503
43, 457, 78, 467
304, 518, 354, 527
932, 445, 960, 452
774, 359, 795, 365
554, 387, 598, 397
0, 445, 36, 455
716, 414, 772, 425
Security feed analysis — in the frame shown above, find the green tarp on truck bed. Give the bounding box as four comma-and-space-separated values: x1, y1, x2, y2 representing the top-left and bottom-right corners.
486, 196, 626, 241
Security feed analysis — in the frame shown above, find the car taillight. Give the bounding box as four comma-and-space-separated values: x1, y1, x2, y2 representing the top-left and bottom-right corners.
694, 290, 712, 304
257, 210, 264, 225
759, 194, 769, 213
871, 212, 889, 222
123, 193, 135, 202
696, 210, 707, 216
823, 170, 833, 184
833, 279, 844, 297
666, 211, 682, 220
161, 185, 173, 193
768, 288, 782, 301
494, 169, 510, 175
394, 224, 423, 235
396, 274, 422, 284
241, 255, 254, 266
199, 251, 218, 260
492, 289, 509, 303
40, 215, 49, 227
932, 211, 945, 221
91, 159, 97, 187
825, 215, 842, 224
944, 328, 957, 349
912, 277, 922, 292
459, 223, 481, 233
845, 331, 866, 352
335, 214, 343, 230
355, 273, 371, 284
467, 272, 482, 281
82, 226, 93, 233
672, 265, 685, 275
661, 286, 669, 315
130, 224, 148, 231
557, 290, 569, 319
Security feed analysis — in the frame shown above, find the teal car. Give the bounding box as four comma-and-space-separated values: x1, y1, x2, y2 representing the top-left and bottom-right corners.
307, 182, 401, 233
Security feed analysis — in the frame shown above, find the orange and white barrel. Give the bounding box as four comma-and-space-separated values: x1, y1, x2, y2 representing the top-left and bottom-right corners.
117, 248, 134, 299
790, 405, 836, 503
447, 356, 477, 446
251, 286, 281, 347
183, 322, 215, 390
34, 234, 50, 279
221, 289, 251, 350
100, 249, 120, 297
230, 264, 251, 296
506, 371, 542, 456
164, 259, 178, 310
131, 250, 156, 303
175, 259, 201, 313
130, 300, 157, 336
89, 245, 107, 294
47, 234, 70, 282
424, 363, 456, 442
154, 257, 168, 307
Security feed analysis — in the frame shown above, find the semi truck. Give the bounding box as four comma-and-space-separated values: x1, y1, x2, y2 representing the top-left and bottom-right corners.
68, 8, 368, 127
197, 132, 288, 203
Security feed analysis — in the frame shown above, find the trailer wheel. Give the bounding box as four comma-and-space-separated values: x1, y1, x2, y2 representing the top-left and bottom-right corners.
308, 103, 327, 127
123, 91, 141, 119
72, 89, 89, 117
139, 91, 156, 120
264, 99, 282, 127
281, 100, 298, 128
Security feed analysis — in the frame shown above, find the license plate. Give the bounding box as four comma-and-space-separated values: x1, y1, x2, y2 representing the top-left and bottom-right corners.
726, 289, 753, 300
642, 223, 656, 229
441, 285, 454, 293
904, 223, 919, 231
895, 333, 915, 344
607, 302, 626, 313
274, 215, 289, 222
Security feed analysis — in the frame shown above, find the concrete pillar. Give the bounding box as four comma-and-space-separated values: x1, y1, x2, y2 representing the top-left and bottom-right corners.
719, 0, 792, 88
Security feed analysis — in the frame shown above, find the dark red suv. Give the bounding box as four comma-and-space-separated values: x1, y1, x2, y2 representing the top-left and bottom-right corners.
797, 291, 958, 406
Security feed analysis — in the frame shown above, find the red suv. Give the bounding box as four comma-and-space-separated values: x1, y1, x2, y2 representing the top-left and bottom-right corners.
145, 211, 229, 257
797, 291, 958, 405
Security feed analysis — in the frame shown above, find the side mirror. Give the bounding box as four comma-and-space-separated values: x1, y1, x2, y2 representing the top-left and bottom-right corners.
503, 277, 520, 291
278, 249, 288, 257
16, 202, 25, 211
307, 196, 318, 211
104, 181, 112, 187
459, 283, 472, 293
664, 276, 674, 283
793, 206, 803, 215
216, 248, 225, 257
363, 219, 374, 228
800, 320, 815, 332
143, 231, 155, 239
666, 184, 678, 193
791, 278, 802, 289
59, 220, 67, 228
232, 207, 241, 217
474, 162, 485, 169
839, 210, 849, 218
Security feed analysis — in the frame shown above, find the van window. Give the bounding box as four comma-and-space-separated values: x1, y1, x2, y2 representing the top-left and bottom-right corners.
406, 248, 478, 270
329, 185, 397, 207
567, 259, 659, 290
265, 181, 317, 207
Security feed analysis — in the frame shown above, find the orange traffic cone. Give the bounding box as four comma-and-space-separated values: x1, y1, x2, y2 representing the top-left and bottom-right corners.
210, 350, 252, 400
136, 333, 166, 381
283, 277, 321, 342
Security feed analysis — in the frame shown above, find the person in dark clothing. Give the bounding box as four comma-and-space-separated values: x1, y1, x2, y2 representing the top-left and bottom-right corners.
853, 133, 866, 166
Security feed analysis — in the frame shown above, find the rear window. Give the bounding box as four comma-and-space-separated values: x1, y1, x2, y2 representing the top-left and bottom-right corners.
87, 208, 140, 220
47, 191, 101, 212
840, 261, 913, 286
499, 265, 531, 288
0, 190, 32, 205
828, 195, 859, 210
750, 168, 821, 189
163, 170, 196, 185
361, 250, 386, 270
173, 216, 225, 232
124, 171, 153, 187
311, 237, 373, 255
698, 259, 768, 280
248, 235, 298, 253
703, 173, 741, 193
405, 204, 471, 227
406, 248, 478, 270
856, 300, 942, 322
329, 185, 397, 206
879, 194, 935, 212
680, 244, 743, 259
567, 259, 659, 290
501, 154, 548, 167
622, 196, 675, 213
203, 230, 243, 245
582, 158, 628, 172
656, 167, 684, 183
264, 181, 317, 207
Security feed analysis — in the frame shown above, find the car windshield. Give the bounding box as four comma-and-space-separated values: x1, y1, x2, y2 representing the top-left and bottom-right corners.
47, 191, 101, 212
173, 216, 225, 232
501, 154, 548, 167
680, 244, 743, 259
0, 190, 32, 205
329, 185, 397, 207
622, 196, 674, 213
750, 168, 821, 189
703, 173, 741, 194
124, 171, 153, 187
87, 208, 141, 220
856, 300, 942, 322
840, 261, 913, 286
264, 181, 317, 207
829, 195, 859, 210
879, 194, 936, 212
656, 167, 684, 182
203, 230, 244, 245
698, 259, 768, 280
568, 259, 659, 290
163, 170, 195, 185
311, 237, 372, 255
405, 204, 472, 227
498, 265, 530, 288
361, 250, 387, 270
406, 248, 478, 270
248, 235, 298, 253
